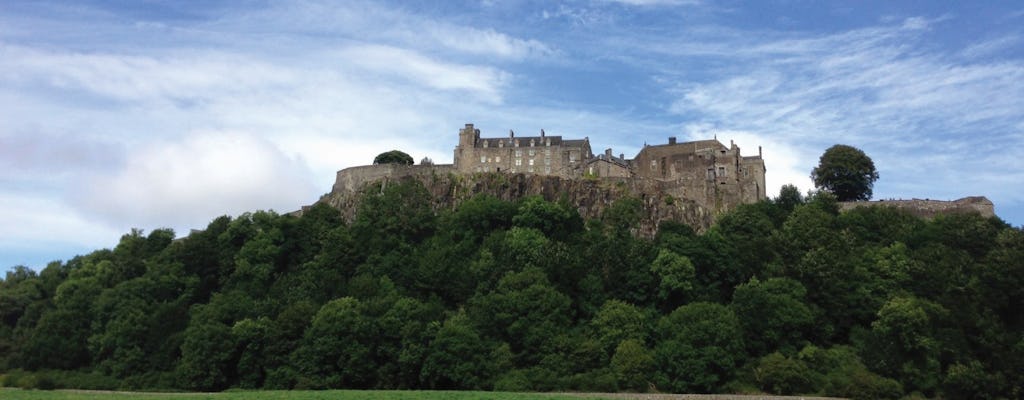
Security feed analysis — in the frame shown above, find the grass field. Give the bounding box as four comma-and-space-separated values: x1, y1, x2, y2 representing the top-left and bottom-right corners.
0, 389, 615, 400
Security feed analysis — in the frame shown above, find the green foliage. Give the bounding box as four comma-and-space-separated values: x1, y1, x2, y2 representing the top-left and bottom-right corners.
653, 302, 744, 393
373, 150, 414, 165
754, 352, 813, 395
649, 249, 694, 307
811, 144, 879, 201
611, 339, 653, 392
730, 277, 812, 356
1, 178, 1021, 398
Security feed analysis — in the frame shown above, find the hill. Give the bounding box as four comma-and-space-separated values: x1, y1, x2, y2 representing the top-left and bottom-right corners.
1, 179, 1021, 399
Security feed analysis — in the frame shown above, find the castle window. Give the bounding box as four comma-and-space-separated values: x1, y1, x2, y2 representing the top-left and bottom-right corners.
481, 156, 487, 163
483, 141, 488, 148
530, 139, 535, 147
650, 160, 656, 170
545, 149, 551, 156
529, 149, 536, 156
499, 141, 504, 148
529, 159, 535, 166
515, 159, 522, 166
569, 152, 577, 162
515, 140, 520, 147
515, 150, 522, 157
528, 166, 534, 172
546, 138, 551, 146
707, 168, 714, 180
545, 166, 551, 173
719, 166, 726, 176
496, 156, 501, 163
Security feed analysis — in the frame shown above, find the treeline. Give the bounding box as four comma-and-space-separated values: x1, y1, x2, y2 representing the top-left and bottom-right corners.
1, 179, 1021, 399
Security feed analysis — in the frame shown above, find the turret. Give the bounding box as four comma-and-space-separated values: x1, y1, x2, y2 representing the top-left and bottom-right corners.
459, 123, 479, 147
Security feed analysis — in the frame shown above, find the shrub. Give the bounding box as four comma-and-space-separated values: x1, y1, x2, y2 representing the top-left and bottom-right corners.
493, 370, 530, 392
824, 368, 902, 400
755, 352, 813, 395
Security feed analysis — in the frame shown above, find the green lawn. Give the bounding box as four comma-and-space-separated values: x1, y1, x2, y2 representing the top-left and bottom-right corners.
0, 389, 611, 400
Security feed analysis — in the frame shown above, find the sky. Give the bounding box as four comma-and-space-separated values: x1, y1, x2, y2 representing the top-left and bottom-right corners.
2, 0, 1023, 271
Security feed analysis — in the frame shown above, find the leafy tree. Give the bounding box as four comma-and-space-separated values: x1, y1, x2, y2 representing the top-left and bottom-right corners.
373, 150, 414, 165
862, 296, 947, 395
611, 339, 653, 392
730, 277, 813, 356
754, 352, 813, 395
649, 249, 695, 309
421, 312, 503, 389
654, 302, 744, 393
774, 184, 804, 213
810, 144, 879, 201
590, 300, 648, 356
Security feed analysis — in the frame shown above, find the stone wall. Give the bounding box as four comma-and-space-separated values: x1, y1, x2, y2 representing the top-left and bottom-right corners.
332, 164, 455, 193
838, 196, 995, 219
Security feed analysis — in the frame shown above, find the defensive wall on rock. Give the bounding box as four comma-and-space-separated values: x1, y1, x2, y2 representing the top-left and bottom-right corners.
332, 164, 456, 193
838, 196, 995, 219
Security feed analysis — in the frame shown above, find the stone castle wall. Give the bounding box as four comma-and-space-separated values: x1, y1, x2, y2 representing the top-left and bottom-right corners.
333, 164, 455, 193
838, 196, 995, 219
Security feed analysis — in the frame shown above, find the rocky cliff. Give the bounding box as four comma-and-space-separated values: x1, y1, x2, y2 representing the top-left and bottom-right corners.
316, 167, 716, 236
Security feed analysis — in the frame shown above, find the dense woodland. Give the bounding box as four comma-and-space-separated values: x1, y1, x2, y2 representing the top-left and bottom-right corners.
1, 179, 1021, 399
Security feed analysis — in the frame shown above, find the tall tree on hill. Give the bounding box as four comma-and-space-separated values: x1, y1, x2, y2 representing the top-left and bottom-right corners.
811, 144, 879, 201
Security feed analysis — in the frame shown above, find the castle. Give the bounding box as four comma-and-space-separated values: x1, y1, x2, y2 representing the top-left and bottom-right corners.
451, 123, 766, 211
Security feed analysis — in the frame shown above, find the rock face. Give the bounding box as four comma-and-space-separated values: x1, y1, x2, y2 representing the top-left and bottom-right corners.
317, 165, 716, 236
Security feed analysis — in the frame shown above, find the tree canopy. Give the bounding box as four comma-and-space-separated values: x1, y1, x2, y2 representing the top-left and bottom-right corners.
373, 150, 414, 166
811, 144, 879, 201
0, 179, 1018, 398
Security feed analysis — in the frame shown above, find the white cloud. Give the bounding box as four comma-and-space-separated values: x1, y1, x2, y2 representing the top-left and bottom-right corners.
74, 131, 318, 233
339, 44, 511, 103
1, 44, 295, 102
0, 193, 124, 269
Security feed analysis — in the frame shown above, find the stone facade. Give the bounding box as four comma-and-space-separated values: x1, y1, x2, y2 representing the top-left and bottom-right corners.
452, 123, 766, 212
326, 123, 767, 216
453, 123, 593, 178
631, 137, 767, 208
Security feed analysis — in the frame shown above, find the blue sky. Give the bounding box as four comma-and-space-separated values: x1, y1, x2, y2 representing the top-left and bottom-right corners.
2, 0, 1023, 271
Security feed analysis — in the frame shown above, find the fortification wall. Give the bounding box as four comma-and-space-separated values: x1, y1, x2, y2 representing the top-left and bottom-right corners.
333, 164, 455, 193
839, 196, 995, 219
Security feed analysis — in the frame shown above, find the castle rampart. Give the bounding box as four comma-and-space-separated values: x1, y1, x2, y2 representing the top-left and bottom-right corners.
333, 164, 455, 194
838, 196, 995, 219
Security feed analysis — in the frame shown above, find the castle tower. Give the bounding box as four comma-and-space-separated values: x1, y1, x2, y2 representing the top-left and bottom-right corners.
454, 123, 481, 170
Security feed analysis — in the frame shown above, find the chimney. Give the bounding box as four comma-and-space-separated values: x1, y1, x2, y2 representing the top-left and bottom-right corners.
509, 129, 514, 138
541, 129, 546, 138
668, 137, 677, 145
619, 153, 624, 160
465, 123, 474, 129
759, 146, 762, 157
605, 148, 612, 159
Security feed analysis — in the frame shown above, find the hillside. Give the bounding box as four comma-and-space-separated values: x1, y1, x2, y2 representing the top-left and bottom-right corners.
1, 179, 1021, 399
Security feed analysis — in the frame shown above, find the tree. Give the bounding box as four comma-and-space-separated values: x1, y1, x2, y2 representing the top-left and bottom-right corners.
811, 144, 879, 201
654, 302, 744, 393
373, 150, 414, 165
